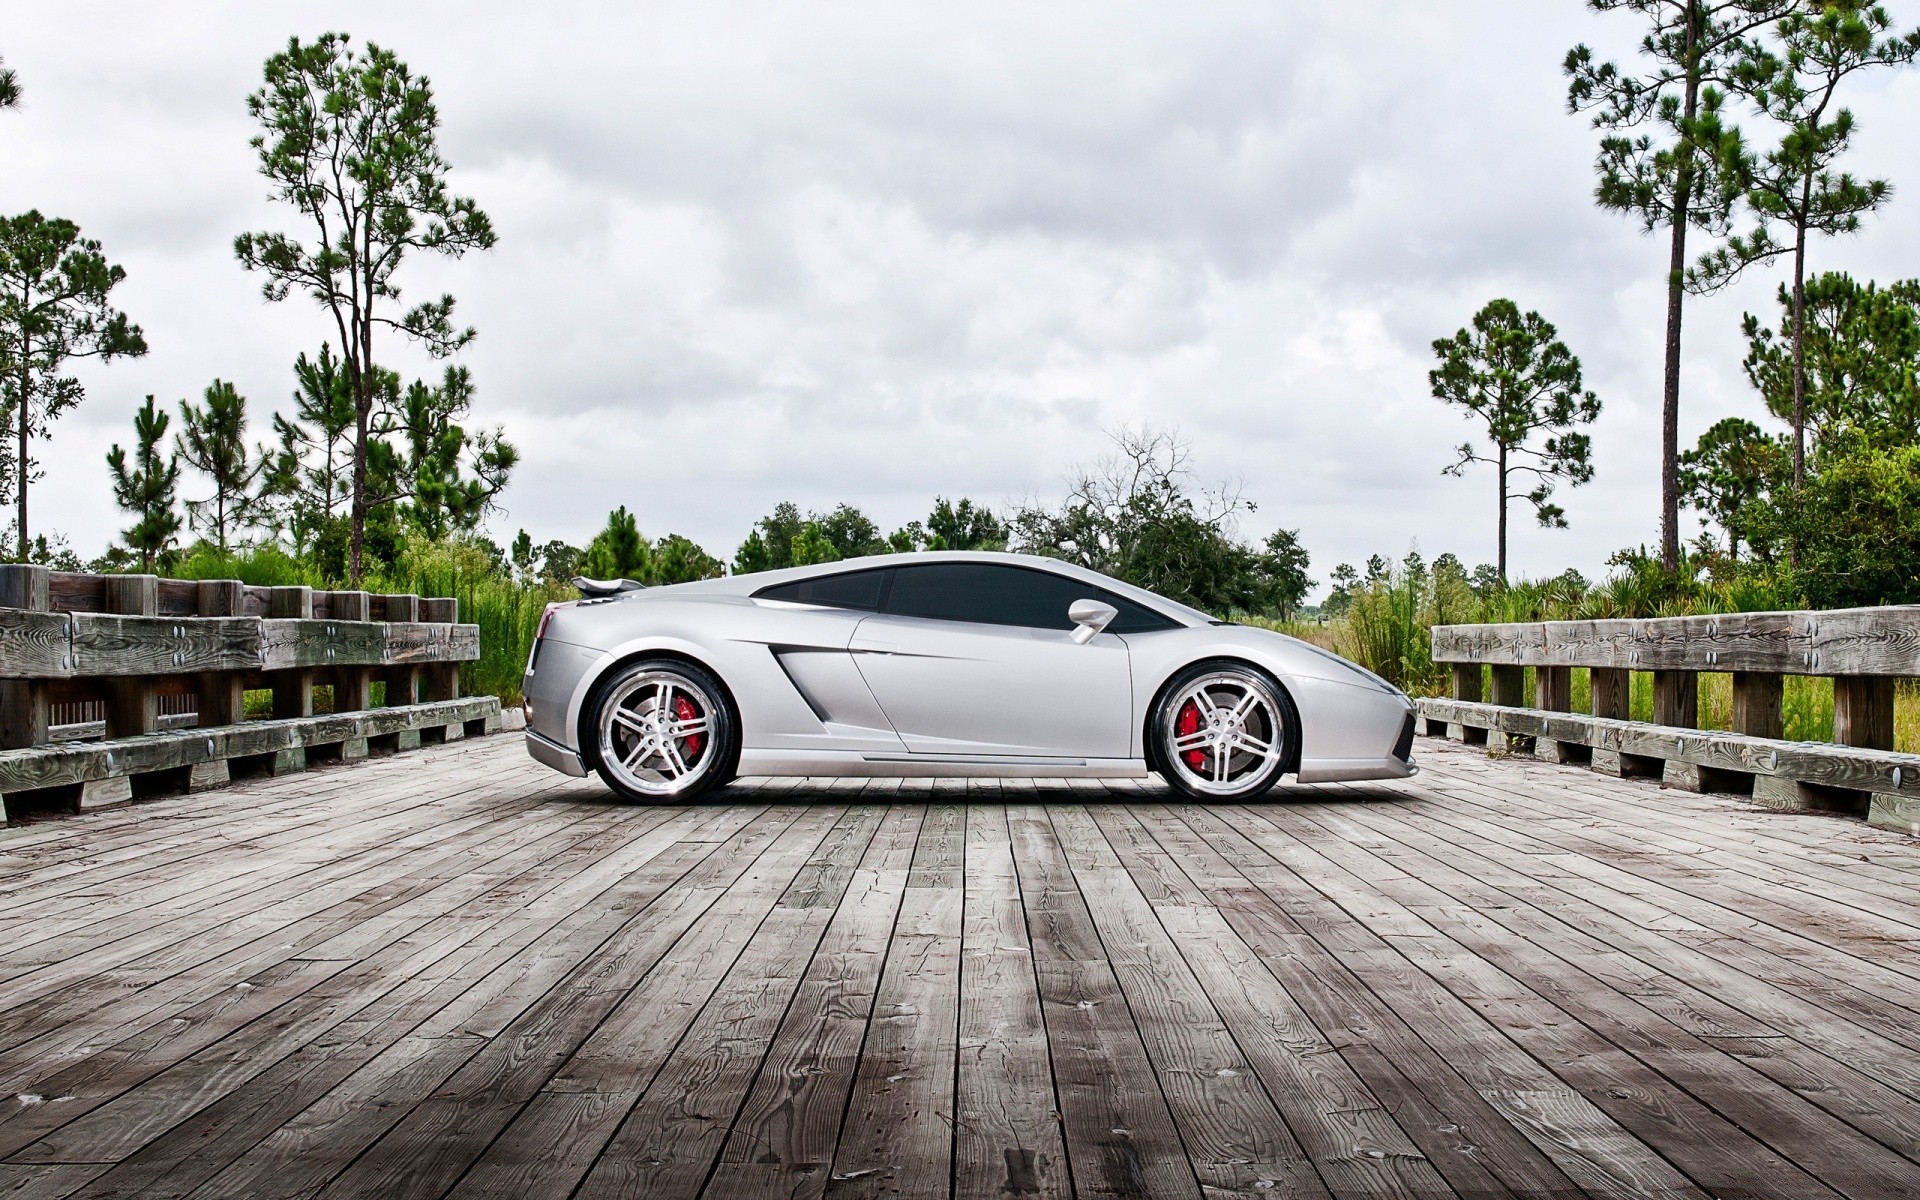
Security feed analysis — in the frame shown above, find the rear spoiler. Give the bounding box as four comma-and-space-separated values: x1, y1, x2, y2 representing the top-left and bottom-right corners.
572, 576, 648, 599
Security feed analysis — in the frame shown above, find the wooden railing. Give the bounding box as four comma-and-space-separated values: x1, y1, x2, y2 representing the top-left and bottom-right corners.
0, 564, 497, 818
1420, 605, 1920, 837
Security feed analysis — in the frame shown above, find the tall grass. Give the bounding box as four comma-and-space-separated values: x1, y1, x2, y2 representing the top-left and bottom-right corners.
386, 540, 571, 705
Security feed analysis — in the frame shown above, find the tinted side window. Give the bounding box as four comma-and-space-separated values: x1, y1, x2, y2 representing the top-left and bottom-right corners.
885, 564, 1173, 632
754, 568, 889, 611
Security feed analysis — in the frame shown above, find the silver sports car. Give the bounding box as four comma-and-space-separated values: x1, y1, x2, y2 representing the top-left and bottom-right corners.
522, 551, 1416, 802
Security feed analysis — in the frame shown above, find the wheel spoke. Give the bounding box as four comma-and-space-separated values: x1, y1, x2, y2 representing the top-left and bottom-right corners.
667, 716, 710, 738
1212, 748, 1229, 783
1191, 689, 1221, 717
621, 739, 651, 771
1226, 690, 1259, 725
662, 740, 691, 777
1229, 730, 1274, 758
613, 708, 648, 736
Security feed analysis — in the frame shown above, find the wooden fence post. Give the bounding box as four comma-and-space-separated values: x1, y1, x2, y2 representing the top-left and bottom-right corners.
381, 594, 420, 708
1834, 676, 1895, 751
0, 565, 51, 750
195, 580, 247, 727
1590, 668, 1630, 720
421, 597, 460, 702
269, 586, 313, 719
328, 591, 374, 713
1445, 663, 1485, 743
104, 575, 160, 739
1732, 672, 1784, 740
1652, 670, 1698, 730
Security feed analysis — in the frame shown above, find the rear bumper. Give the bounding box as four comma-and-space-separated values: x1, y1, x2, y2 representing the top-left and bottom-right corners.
526, 729, 588, 777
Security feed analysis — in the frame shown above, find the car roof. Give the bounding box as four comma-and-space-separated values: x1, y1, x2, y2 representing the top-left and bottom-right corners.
662, 550, 1214, 627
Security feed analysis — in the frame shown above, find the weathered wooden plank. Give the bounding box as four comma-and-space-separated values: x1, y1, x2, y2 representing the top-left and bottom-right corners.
0, 697, 498, 792
1416, 698, 1920, 803
824, 805, 964, 1199
1435, 606, 1920, 675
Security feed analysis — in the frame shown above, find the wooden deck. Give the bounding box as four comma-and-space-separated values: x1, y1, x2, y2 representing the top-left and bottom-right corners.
3, 734, 1919, 1199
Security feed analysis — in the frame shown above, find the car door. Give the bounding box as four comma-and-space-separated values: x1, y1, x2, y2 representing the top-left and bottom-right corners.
849, 563, 1135, 759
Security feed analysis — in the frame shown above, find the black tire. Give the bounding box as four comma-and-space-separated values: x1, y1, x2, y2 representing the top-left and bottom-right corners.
1149, 660, 1298, 802
586, 658, 739, 802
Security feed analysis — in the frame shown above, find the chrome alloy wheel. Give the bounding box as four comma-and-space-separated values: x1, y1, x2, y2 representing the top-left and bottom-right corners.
1163, 671, 1287, 797
596, 669, 718, 798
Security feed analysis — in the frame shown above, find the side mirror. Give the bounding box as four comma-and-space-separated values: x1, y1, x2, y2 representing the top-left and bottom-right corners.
1068, 598, 1119, 644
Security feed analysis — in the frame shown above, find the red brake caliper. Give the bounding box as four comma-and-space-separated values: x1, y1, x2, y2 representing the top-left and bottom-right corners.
1175, 699, 1206, 771
674, 695, 705, 760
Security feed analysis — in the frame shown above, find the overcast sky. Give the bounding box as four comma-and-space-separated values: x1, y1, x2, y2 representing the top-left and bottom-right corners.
5, 2, 1919, 594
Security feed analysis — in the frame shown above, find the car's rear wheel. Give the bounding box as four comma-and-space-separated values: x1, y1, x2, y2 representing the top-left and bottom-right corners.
589, 659, 738, 802
1151, 662, 1295, 801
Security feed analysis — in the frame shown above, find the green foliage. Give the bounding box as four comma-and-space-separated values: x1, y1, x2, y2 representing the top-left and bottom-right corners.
1678, 416, 1785, 558
1565, 1, 1795, 569
1751, 439, 1920, 606
1696, 3, 1920, 481
105, 396, 182, 571
924, 496, 1007, 551
0, 55, 19, 110
175, 379, 269, 553
789, 522, 842, 567
236, 32, 496, 582
264, 344, 356, 554
1431, 298, 1601, 579
584, 505, 650, 579
0, 209, 148, 555
650, 534, 724, 584
734, 501, 892, 572
1742, 273, 1920, 450
1696, 4, 1919, 290
367, 364, 518, 541
1009, 428, 1311, 619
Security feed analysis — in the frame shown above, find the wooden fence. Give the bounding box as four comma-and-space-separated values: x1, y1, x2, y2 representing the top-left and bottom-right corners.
0, 565, 499, 819
1419, 605, 1920, 837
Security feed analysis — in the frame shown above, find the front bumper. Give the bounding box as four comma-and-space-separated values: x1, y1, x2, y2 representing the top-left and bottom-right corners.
526, 729, 588, 777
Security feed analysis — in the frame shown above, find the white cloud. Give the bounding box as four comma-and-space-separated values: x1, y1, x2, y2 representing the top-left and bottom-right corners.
5, 0, 1920, 591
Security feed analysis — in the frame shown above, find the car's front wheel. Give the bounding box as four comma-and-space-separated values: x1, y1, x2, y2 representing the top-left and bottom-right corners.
589, 659, 738, 802
1151, 662, 1295, 801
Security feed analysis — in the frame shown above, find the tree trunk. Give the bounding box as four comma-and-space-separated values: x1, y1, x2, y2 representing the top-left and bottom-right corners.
1658, 7, 1703, 576
1497, 443, 1509, 584
15, 357, 28, 561
349, 397, 368, 586
1789, 222, 1809, 489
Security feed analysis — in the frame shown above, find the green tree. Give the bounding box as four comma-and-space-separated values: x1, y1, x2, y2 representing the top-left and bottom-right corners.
106, 396, 181, 571
1749, 438, 1920, 605
1695, 3, 1920, 487
650, 533, 725, 584
813, 504, 886, 560
789, 522, 842, 567
369, 365, 517, 540
733, 502, 805, 574
235, 33, 496, 584
924, 496, 1007, 550
1431, 299, 1602, 582
583, 505, 650, 580
1566, 0, 1792, 571
0, 211, 147, 557
264, 344, 357, 555
1010, 427, 1302, 617
175, 379, 269, 553
1678, 416, 1785, 559
1743, 272, 1920, 454
0, 55, 19, 110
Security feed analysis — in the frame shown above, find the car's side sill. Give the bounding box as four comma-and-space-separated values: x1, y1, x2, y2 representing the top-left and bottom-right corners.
737, 749, 1149, 779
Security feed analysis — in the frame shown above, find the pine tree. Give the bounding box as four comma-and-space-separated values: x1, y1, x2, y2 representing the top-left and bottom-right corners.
176, 379, 268, 553
1431, 299, 1603, 582
1565, 0, 1793, 570
106, 396, 181, 571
